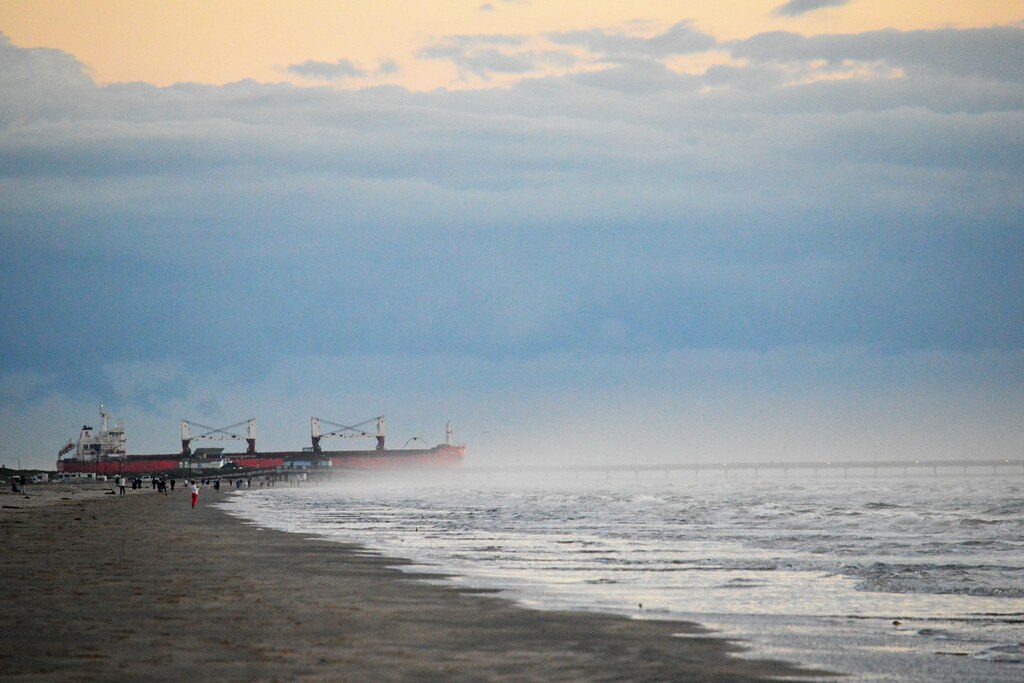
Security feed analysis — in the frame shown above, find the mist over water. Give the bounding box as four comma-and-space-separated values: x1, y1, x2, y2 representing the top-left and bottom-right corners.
223, 472, 1024, 681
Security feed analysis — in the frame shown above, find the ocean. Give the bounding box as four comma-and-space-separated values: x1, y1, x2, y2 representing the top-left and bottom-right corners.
221, 471, 1023, 681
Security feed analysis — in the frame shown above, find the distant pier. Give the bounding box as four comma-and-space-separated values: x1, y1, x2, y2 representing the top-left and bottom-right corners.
462, 458, 1024, 478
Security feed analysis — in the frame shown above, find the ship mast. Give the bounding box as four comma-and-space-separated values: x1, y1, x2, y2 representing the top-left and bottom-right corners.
180, 418, 257, 457
309, 415, 385, 453
376, 416, 386, 450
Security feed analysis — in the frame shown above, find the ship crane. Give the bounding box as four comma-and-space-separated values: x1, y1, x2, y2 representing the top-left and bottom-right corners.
180, 418, 256, 457
311, 416, 386, 453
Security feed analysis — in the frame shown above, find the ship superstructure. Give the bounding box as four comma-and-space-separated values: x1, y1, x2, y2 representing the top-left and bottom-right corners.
61, 405, 128, 460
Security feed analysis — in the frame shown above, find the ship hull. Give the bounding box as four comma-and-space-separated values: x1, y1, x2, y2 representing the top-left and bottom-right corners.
57, 457, 182, 475
57, 445, 465, 475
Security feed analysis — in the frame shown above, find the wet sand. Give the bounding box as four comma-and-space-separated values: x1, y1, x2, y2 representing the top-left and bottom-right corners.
0, 486, 824, 680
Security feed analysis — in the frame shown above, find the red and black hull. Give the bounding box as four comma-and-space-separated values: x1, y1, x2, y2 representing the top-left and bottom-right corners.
57, 445, 465, 475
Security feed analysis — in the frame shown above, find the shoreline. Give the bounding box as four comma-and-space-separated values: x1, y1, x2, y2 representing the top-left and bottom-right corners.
0, 488, 826, 680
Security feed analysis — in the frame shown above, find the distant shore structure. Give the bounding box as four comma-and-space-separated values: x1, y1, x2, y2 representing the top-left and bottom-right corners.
57, 406, 465, 475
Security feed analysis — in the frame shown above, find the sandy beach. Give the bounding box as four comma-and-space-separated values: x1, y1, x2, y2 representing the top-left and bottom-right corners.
0, 485, 822, 681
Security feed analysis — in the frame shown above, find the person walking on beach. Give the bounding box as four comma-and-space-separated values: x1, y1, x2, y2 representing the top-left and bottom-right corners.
118, 476, 126, 496
170, 479, 176, 491
190, 480, 199, 509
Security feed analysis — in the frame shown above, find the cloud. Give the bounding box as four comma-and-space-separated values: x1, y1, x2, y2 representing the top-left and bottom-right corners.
286, 58, 366, 80
773, 0, 851, 18
416, 33, 521, 63
0, 33, 97, 126
431, 47, 537, 75
418, 20, 717, 77
731, 26, 1024, 82
285, 56, 402, 81
425, 33, 525, 48
547, 19, 716, 60
703, 63, 787, 90
481, 0, 529, 8
565, 59, 702, 93
416, 34, 575, 77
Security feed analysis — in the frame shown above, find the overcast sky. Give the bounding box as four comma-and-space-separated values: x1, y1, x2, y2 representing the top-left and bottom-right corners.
1, 2, 1021, 468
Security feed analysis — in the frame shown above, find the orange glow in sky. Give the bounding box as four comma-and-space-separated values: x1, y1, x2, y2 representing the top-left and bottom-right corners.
0, 0, 1021, 89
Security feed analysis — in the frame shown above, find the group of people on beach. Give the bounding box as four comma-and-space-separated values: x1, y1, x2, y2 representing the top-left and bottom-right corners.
232, 477, 276, 489
195, 477, 277, 490
107, 472, 292, 508
112, 475, 201, 508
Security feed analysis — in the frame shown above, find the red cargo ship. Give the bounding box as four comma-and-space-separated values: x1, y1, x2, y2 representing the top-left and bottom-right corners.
57, 407, 465, 475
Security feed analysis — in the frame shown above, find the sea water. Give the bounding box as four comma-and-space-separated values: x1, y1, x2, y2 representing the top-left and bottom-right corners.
221, 472, 1023, 681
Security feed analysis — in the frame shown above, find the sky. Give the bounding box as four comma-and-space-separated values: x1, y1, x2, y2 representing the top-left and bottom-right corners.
0, 1, 1022, 468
